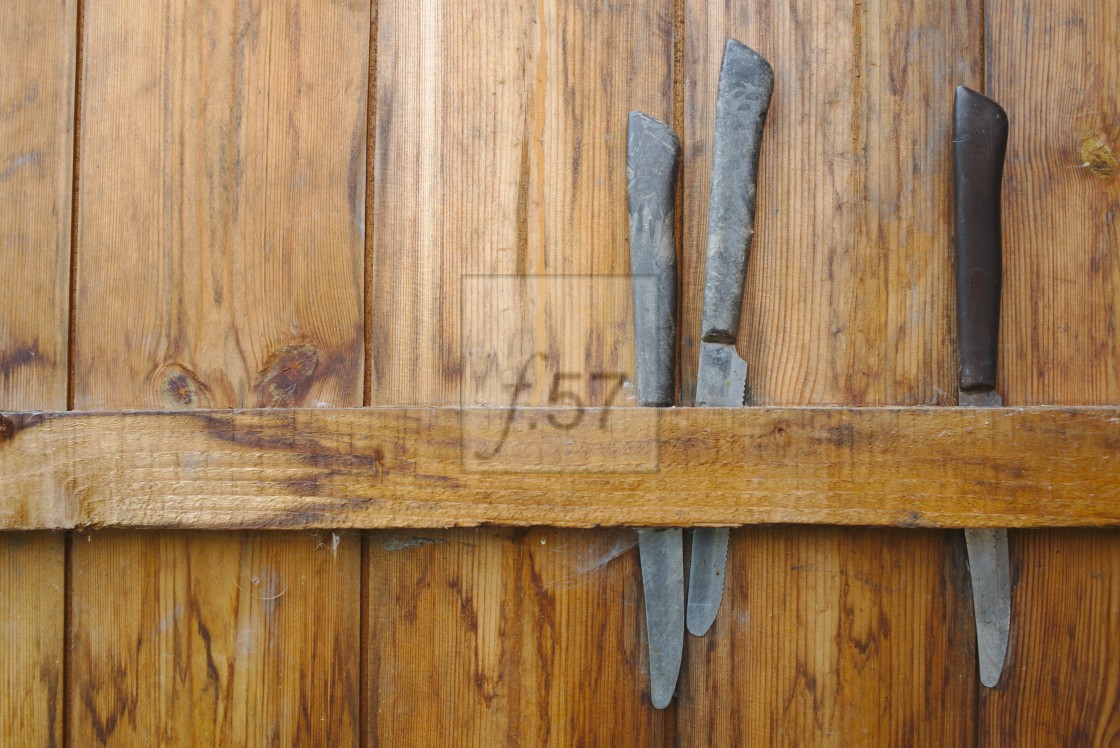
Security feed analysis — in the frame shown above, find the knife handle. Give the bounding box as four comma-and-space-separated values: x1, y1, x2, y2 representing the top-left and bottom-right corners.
953, 86, 1008, 392
700, 40, 773, 344
628, 112, 680, 407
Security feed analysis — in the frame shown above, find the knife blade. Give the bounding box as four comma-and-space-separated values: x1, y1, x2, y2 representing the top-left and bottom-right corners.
688, 39, 774, 637
953, 85, 1011, 688
627, 110, 683, 709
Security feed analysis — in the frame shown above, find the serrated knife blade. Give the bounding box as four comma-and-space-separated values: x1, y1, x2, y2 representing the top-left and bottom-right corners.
687, 39, 773, 637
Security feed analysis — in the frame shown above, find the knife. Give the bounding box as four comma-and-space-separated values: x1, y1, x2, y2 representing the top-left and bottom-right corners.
688, 39, 774, 637
953, 85, 1011, 688
627, 110, 683, 709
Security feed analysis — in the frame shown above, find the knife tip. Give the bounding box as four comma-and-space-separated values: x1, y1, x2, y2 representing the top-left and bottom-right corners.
979, 666, 1002, 689
650, 685, 674, 710
686, 611, 716, 637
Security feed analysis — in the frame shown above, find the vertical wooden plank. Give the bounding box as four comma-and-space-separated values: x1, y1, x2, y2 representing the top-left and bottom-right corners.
74, 0, 367, 410
367, 0, 675, 741
71, 0, 369, 743
0, 532, 65, 746
984, 1, 1120, 742
0, 0, 76, 744
989, 0, 1120, 409
679, 0, 981, 741
0, 3, 75, 412
71, 531, 360, 744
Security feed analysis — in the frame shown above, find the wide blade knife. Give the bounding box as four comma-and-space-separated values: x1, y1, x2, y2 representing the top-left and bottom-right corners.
627, 110, 683, 709
688, 39, 774, 637
954, 85, 1011, 688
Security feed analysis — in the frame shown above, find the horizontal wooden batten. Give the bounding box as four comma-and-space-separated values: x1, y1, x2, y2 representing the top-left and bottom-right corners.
1, 406, 1117, 530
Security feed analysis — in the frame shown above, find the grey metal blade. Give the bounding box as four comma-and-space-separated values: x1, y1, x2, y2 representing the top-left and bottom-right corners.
688, 40, 772, 637
638, 528, 684, 708
695, 341, 749, 407
964, 527, 1011, 687
689, 340, 741, 636
628, 112, 683, 708
687, 528, 729, 636
627, 111, 679, 407
960, 388, 1010, 687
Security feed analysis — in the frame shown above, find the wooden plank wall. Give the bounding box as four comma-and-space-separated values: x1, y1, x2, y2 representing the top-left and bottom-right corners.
0, 0, 1116, 745
678, 0, 981, 741
365, 1, 676, 742
0, 1, 76, 745
69, 0, 368, 743
984, 0, 1120, 742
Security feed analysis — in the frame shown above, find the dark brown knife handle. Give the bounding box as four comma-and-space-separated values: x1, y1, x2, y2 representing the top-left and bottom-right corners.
954, 86, 1008, 392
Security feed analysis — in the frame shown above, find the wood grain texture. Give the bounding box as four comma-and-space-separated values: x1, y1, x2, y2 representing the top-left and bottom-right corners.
990, 0, 1120, 408
985, 0, 1120, 741
681, 0, 982, 739
74, 0, 368, 410
71, 530, 360, 745
0, 0, 75, 411
681, 0, 981, 409
0, 531, 65, 746
981, 529, 1120, 744
1, 406, 1118, 530
70, 0, 369, 743
369, 528, 670, 745
366, 0, 676, 738
0, 0, 75, 744
678, 526, 976, 744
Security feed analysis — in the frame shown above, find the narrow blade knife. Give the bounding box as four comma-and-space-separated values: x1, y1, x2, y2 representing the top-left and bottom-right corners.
954, 85, 1011, 688
688, 39, 774, 637
627, 110, 683, 709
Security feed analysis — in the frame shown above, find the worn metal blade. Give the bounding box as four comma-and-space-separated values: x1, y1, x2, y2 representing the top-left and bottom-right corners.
964, 527, 1011, 687
688, 40, 773, 636
693, 341, 745, 636
695, 341, 749, 407
628, 112, 683, 708
687, 528, 729, 636
960, 388, 1011, 687
638, 528, 684, 708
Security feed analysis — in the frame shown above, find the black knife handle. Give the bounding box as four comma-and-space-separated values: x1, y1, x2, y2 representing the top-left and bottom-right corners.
628, 112, 680, 407
953, 86, 1008, 392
